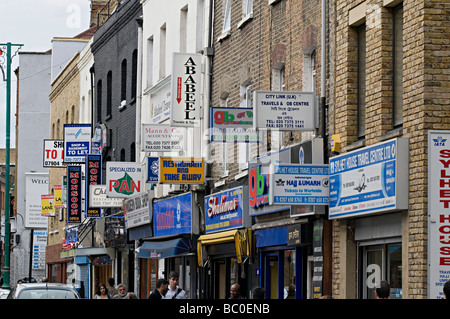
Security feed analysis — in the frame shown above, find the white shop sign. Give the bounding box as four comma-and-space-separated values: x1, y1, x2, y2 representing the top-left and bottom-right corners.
253, 91, 316, 131
141, 124, 186, 152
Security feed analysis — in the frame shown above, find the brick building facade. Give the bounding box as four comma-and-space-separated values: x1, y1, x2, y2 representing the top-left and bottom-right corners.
328, 0, 450, 299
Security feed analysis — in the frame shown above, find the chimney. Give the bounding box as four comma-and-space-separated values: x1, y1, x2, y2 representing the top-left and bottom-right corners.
90, 0, 109, 27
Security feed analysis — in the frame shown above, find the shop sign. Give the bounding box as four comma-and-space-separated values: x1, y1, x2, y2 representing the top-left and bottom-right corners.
54, 185, 64, 208
159, 157, 204, 184
67, 165, 82, 224
41, 194, 55, 217
205, 187, 244, 233
253, 91, 316, 131
210, 107, 262, 143
89, 185, 123, 207
25, 173, 49, 228
147, 156, 159, 183
141, 124, 186, 152
106, 162, 145, 198
312, 220, 324, 299
153, 192, 192, 237
33, 231, 47, 270
428, 131, 450, 299
149, 76, 171, 124
287, 224, 302, 246
43, 139, 65, 167
85, 154, 102, 218
124, 191, 152, 229
63, 227, 78, 250
170, 53, 202, 127
328, 138, 408, 219
269, 164, 329, 205
91, 123, 108, 154
64, 124, 91, 163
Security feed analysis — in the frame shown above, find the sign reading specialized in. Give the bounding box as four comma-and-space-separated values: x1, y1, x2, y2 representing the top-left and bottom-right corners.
106, 162, 145, 198
329, 138, 408, 219
64, 124, 91, 163
170, 53, 202, 127
141, 124, 186, 152
147, 157, 159, 183
89, 185, 123, 207
210, 107, 262, 143
253, 91, 315, 131
43, 139, 65, 167
159, 157, 204, 184
428, 131, 450, 299
204, 187, 244, 233
67, 165, 82, 224
153, 192, 192, 237
85, 154, 102, 218
124, 191, 152, 229
41, 194, 55, 217
269, 164, 329, 206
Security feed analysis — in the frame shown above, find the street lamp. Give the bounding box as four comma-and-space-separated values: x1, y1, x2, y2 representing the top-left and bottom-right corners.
0, 42, 23, 289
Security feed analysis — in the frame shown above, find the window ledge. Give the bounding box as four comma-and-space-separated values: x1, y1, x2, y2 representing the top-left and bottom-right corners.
237, 13, 253, 29
269, 0, 281, 5
217, 29, 231, 42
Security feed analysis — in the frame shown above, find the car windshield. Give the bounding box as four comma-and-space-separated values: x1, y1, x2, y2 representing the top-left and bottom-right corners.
18, 288, 78, 299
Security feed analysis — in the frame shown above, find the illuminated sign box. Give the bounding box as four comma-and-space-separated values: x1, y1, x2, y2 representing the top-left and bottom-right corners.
328, 138, 409, 219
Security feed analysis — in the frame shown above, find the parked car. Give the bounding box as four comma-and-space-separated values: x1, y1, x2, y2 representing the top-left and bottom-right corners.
0, 289, 10, 299
7, 283, 81, 299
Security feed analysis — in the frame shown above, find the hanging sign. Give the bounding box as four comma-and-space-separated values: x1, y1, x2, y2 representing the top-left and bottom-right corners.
253, 91, 315, 131
41, 194, 55, 217
123, 191, 152, 229
43, 139, 65, 167
428, 131, 450, 299
141, 124, 186, 152
106, 162, 145, 198
159, 157, 204, 184
269, 164, 329, 205
64, 124, 92, 163
54, 185, 64, 208
89, 185, 124, 207
85, 154, 102, 218
67, 165, 82, 224
147, 156, 159, 183
170, 53, 202, 127
210, 107, 262, 143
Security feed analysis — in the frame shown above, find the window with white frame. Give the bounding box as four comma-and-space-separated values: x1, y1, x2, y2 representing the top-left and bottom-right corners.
220, 95, 230, 176
243, 0, 253, 17
239, 83, 251, 170
272, 63, 285, 150
223, 0, 231, 32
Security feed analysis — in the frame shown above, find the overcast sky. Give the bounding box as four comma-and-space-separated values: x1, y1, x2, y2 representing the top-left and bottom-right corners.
0, 0, 91, 148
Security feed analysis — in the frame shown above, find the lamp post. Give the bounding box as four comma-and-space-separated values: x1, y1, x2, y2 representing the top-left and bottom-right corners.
0, 42, 23, 289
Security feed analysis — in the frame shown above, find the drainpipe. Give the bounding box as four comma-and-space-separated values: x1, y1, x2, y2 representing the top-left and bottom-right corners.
320, 0, 327, 162
134, 16, 144, 297
204, 0, 214, 163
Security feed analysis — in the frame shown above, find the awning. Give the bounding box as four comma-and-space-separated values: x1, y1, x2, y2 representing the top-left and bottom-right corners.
197, 229, 251, 266
138, 237, 191, 259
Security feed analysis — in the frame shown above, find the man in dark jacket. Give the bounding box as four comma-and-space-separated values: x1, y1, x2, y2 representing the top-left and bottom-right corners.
148, 278, 169, 299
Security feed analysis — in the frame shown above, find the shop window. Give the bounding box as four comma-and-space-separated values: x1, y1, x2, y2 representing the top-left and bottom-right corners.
360, 243, 402, 299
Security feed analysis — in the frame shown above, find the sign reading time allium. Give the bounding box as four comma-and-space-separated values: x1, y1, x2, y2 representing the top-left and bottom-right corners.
170, 53, 202, 127
141, 124, 186, 152
253, 91, 316, 131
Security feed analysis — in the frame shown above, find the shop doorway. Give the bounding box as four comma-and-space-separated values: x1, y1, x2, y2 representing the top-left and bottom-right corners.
359, 242, 402, 299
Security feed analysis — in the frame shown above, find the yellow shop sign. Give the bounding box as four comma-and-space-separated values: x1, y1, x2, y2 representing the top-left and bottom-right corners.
159, 157, 205, 184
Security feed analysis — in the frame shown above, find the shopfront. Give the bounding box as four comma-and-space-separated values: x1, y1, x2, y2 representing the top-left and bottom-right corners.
249, 138, 328, 299
138, 191, 201, 299
198, 185, 252, 299
329, 138, 409, 299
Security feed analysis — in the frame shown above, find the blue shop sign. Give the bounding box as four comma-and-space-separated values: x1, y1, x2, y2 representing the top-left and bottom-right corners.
154, 192, 192, 237
204, 187, 244, 233
329, 138, 408, 219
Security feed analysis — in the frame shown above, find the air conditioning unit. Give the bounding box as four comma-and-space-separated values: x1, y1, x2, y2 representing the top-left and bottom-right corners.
118, 100, 126, 111
169, 184, 184, 193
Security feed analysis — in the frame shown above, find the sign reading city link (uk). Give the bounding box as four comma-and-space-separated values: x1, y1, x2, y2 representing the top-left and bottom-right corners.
159, 157, 204, 184
106, 162, 145, 198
